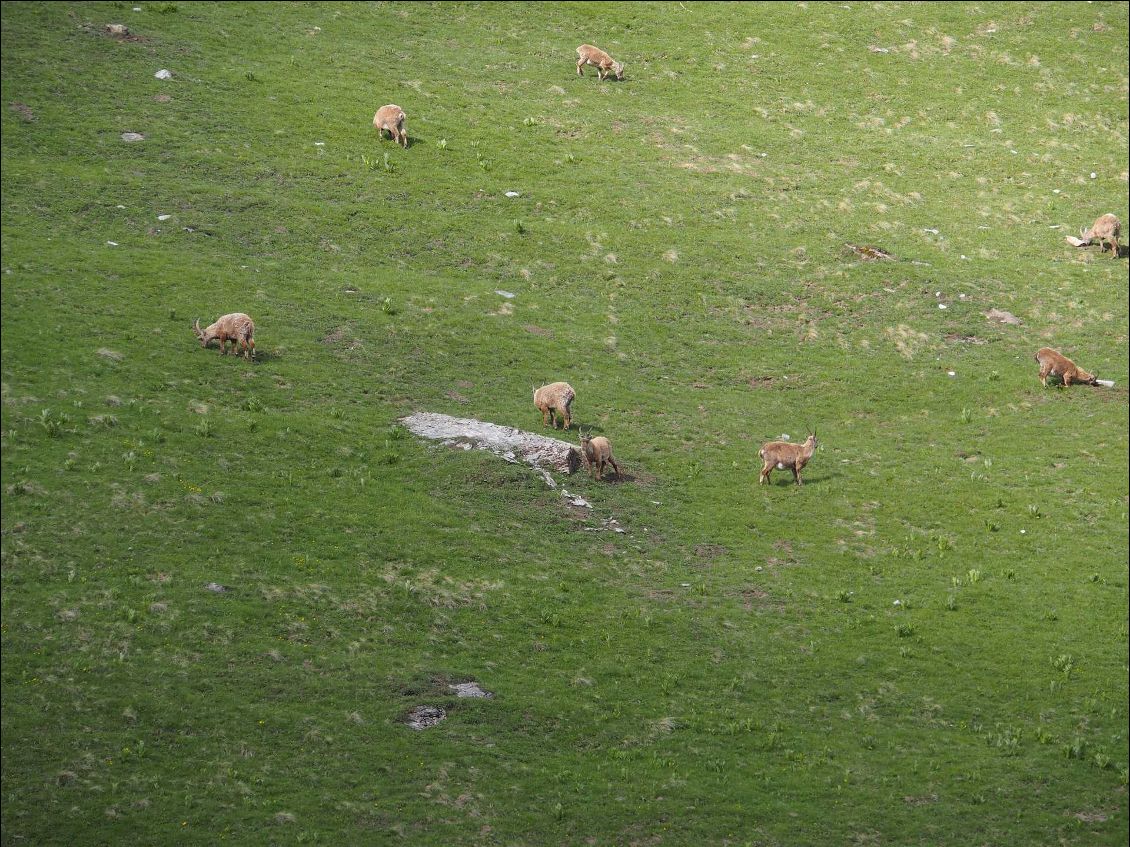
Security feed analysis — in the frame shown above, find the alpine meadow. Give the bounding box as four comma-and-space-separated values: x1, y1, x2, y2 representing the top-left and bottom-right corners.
1, 2, 1127, 845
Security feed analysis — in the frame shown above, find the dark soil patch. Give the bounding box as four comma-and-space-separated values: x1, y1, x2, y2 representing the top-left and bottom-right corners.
945, 334, 986, 344
524, 324, 553, 337
320, 326, 348, 344
747, 376, 775, 388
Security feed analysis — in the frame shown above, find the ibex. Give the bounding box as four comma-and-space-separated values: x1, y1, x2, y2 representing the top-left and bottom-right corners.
759, 431, 818, 486
533, 382, 575, 430
579, 429, 620, 481
1066, 214, 1122, 257
193, 313, 256, 360
373, 104, 408, 148
576, 44, 624, 81
1080, 214, 1121, 258
1035, 347, 1098, 388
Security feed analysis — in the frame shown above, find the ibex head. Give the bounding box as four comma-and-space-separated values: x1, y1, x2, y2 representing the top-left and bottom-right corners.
614, 62, 625, 80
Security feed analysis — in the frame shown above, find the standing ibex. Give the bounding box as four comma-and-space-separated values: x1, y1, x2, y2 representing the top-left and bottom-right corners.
759, 431, 818, 486
533, 382, 575, 430
576, 44, 625, 81
373, 104, 408, 148
1035, 347, 1099, 388
193, 313, 256, 360
579, 429, 620, 481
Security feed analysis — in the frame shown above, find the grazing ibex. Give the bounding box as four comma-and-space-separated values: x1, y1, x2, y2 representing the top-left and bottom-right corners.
759, 431, 818, 486
576, 44, 624, 81
533, 382, 575, 430
1035, 347, 1098, 388
1080, 214, 1121, 258
579, 429, 620, 481
193, 313, 256, 360
373, 104, 408, 148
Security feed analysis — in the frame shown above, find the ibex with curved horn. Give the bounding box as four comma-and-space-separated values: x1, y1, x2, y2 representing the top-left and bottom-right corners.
759, 428, 818, 486
192, 313, 256, 360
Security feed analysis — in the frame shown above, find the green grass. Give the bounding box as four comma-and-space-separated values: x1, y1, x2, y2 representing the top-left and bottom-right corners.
2, 2, 1127, 844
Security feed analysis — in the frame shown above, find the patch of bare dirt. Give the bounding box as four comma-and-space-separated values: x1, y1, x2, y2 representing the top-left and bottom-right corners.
944, 334, 986, 344
320, 326, 348, 344
8, 102, 35, 122
523, 324, 553, 337
694, 543, 728, 560
985, 308, 1022, 325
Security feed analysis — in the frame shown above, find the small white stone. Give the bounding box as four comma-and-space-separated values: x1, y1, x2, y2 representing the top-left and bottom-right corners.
120, 132, 144, 142
495, 290, 516, 298
504, 191, 520, 198
1089, 172, 1097, 179
106, 241, 119, 247
893, 599, 901, 606
157, 214, 171, 221
1020, 529, 1027, 534
314, 141, 325, 146
154, 69, 173, 80
755, 566, 763, 573
960, 255, 969, 260
680, 583, 691, 587
938, 304, 948, 310
116, 205, 126, 209
947, 371, 956, 377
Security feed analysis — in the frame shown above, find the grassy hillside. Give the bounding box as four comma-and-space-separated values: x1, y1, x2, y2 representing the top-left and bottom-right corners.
2, 2, 1127, 844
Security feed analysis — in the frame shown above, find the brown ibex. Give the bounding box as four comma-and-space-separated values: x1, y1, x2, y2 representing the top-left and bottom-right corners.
759, 430, 818, 486
579, 429, 620, 481
1035, 347, 1098, 388
373, 104, 408, 148
533, 382, 575, 430
1080, 214, 1121, 258
193, 313, 256, 360
576, 44, 625, 81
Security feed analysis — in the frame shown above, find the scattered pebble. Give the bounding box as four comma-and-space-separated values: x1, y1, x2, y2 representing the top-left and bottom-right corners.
120, 132, 144, 142
779, 433, 790, 441
1048, 224, 1061, 229
1052, 190, 1061, 195
947, 371, 956, 377
154, 69, 173, 80
132, 6, 141, 10
495, 290, 516, 298
449, 682, 493, 699
1020, 529, 1027, 535
314, 141, 325, 146
960, 255, 969, 260
157, 214, 171, 221
204, 582, 228, 593
958, 293, 967, 299
680, 582, 691, 587
504, 191, 521, 198
115, 204, 126, 209
405, 705, 446, 730
106, 241, 119, 247
923, 228, 939, 234
755, 566, 763, 573
105, 23, 129, 36
1089, 172, 1097, 179
893, 599, 901, 606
